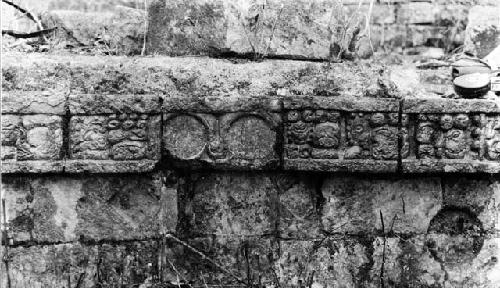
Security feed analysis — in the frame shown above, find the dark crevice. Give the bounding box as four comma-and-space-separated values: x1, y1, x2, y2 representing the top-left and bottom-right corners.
397, 98, 404, 173
208, 49, 332, 63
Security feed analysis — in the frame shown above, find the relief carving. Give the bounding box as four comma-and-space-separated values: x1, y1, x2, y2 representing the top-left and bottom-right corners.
285, 109, 340, 159
71, 114, 155, 160
346, 112, 399, 160
415, 114, 479, 160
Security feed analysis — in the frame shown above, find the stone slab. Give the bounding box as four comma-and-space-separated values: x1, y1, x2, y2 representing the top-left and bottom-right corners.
321, 176, 442, 235
1, 91, 66, 114
162, 95, 281, 113
69, 94, 162, 114
1, 161, 65, 174
163, 112, 280, 169
63, 159, 158, 173
402, 159, 500, 174
403, 97, 500, 113
283, 96, 400, 112
181, 173, 278, 237
0, 241, 161, 288
69, 114, 161, 161
1, 174, 170, 243
284, 159, 398, 173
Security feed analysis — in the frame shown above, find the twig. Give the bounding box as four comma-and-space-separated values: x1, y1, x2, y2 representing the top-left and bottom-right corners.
379, 210, 386, 288
2, 27, 56, 39
2, 0, 47, 42
2, 198, 12, 288
164, 233, 248, 286
141, 0, 148, 56
264, 4, 284, 56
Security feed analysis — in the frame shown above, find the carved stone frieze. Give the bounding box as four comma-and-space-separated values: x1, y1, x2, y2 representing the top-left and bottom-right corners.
414, 113, 481, 160
69, 114, 160, 161
163, 112, 279, 169
1, 115, 63, 161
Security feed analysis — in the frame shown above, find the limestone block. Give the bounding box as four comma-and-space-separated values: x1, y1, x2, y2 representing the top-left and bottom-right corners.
1, 174, 171, 243
42, 6, 146, 55
147, 0, 380, 59
164, 235, 278, 286
1, 114, 63, 162
163, 97, 281, 169
183, 173, 278, 236
321, 177, 442, 235
277, 174, 322, 240
1, 91, 66, 114
0, 241, 161, 288
277, 238, 370, 287
397, 2, 437, 24
368, 236, 500, 288
442, 177, 500, 233
283, 97, 401, 172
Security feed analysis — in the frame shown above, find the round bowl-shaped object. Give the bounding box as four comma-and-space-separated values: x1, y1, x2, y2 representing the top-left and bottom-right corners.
453, 73, 491, 98
451, 58, 491, 79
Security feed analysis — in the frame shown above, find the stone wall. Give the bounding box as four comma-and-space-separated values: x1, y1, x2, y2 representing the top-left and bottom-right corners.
2, 52, 500, 287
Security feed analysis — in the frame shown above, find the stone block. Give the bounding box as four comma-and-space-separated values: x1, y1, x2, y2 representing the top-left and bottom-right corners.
283, 97, 401, 172
277, 174, 321, 239
147, 0, 383, 59
1, 243, 98, 288
368, 236, 500, 288
0, 240, 162, 288
183, 173, 278, 236
276, 238, 370, 287
164, 235, 278, 286
1, 114, 63, 162
442, 177, 500, 233
321, 177, 442, 235
163, 110, 280, 169
1, 174, 171, 243
1, 91, 66, 114
69, 114, 160, 161
68, 94, 161, 114
42, 6, 147, 55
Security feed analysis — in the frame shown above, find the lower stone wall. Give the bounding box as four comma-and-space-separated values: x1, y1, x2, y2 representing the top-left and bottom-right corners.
2, 172, 499, 287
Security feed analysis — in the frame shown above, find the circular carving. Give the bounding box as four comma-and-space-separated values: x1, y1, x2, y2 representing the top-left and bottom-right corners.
226, 116, 275, 160
426, 207, 484, 265
163, 115, 207, 159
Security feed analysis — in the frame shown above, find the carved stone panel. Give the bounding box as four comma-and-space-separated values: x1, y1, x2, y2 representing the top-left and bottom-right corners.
414, 114, 481, 160
284, 109, 341, 160
163, 112, 279, 168
70, 114, 160, 161
346, 112, 399, 160
1, 115, 63, 161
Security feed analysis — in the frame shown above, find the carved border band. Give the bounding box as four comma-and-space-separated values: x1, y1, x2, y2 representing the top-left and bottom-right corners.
5, 93, 500, 173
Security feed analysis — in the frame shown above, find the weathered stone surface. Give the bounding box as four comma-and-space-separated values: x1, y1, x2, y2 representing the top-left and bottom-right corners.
276, 174, 321, 239
164, 112, 280, 169
404, 97, 500, 114
69, 114, 160, 161
1, 174, 170, 243
0, 161, 65, 174
1, 115, 63, 162
442, 177, 500, 233
283, 97, 401, 172
69, 94, 161, 114
42, 6, 147, 55
182, 173, 278, 236
277, 238, 370, 287
1, 91, 66, 114
2, 52, 399, 98
163, 95, 281, 113
0, 240, 161, 288
368, 236, 500, 288
464, 5, 500, 58
164, 235, 278, 286
321, 177, 442, 235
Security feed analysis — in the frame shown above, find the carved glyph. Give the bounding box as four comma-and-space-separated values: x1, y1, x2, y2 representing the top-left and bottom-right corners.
70, 114, 159, 160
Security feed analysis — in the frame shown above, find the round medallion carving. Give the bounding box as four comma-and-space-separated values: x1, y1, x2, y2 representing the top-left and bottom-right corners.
163, 115, 207, 160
